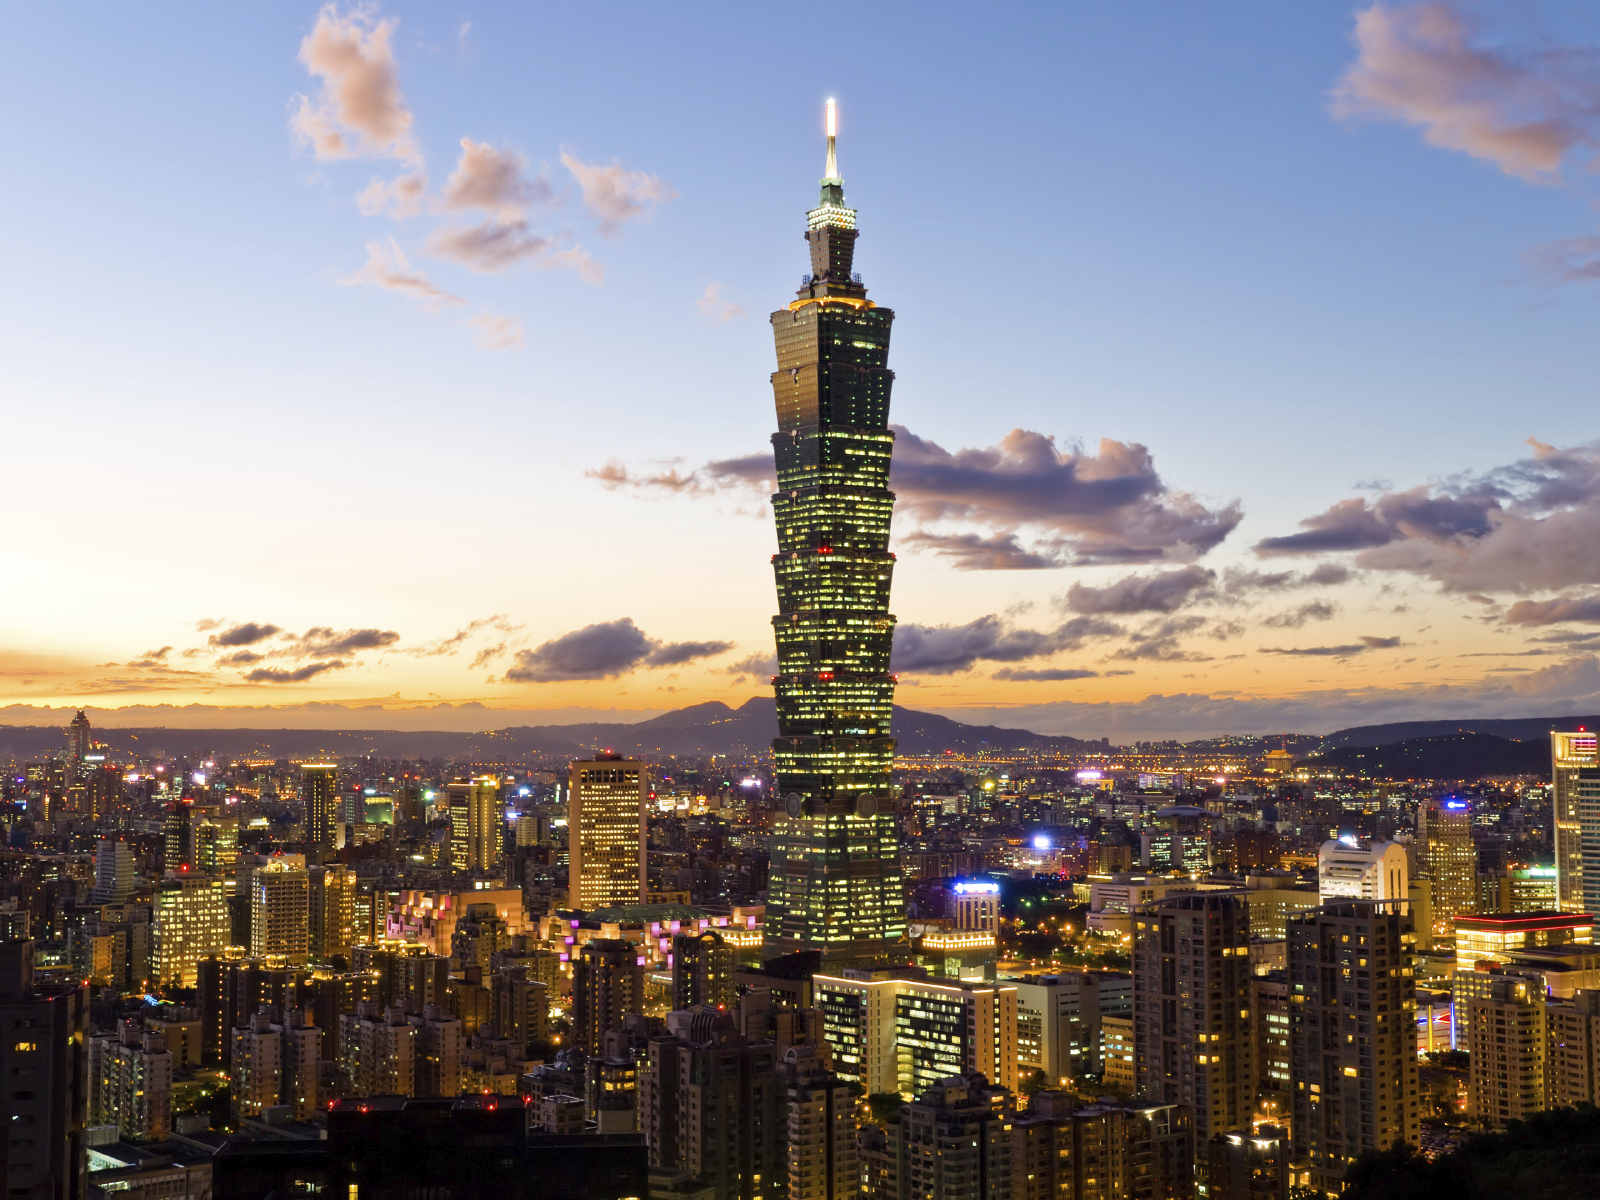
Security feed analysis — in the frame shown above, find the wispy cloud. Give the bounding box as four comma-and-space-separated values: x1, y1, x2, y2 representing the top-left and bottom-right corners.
344, 238, 463, 309
697, 283, 746, 324
1331, 2, 1600, 182
464, 311, 524, 350
560, 150, 676, 233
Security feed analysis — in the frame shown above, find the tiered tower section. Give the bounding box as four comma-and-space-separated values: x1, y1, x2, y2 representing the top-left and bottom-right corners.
764, 102, 906, 964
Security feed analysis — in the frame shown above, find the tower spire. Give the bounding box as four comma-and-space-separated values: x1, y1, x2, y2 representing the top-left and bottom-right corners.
824, 98, 839, 181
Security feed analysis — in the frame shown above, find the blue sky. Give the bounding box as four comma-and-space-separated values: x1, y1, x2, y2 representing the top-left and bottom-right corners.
4, 2, 1600, 738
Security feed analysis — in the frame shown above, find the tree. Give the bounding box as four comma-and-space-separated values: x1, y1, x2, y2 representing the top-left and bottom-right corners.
866, 1092, 904, 1126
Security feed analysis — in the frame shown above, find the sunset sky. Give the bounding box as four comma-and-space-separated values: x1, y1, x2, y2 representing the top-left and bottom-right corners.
5, 2, 1600, 739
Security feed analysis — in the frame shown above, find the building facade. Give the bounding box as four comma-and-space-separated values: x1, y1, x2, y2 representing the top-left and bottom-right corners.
568, 757, 647, 911
152, 874, 230, 987
1552, 732, 1597, 913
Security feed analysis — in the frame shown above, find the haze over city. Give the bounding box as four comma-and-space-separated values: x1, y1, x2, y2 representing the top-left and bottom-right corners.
7, 2, 1600, 741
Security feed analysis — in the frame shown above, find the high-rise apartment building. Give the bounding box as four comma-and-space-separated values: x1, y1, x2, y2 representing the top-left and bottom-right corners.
1548, 989, 1600, 1109
671, 930, 735, 1011
763, 103, 906, 966
0, 941, 89, 1200
447, 777, 501, 875
152, 874, 230, 987
1011, 971, 1131, 1084
88, 1021, 172, 1142
898, 1073, 1013, 1200
639, 1008, 783, 1200
249, 857, 310, 967
568, 756, 646, 910
231, 1010, 282, 1121
302, 764, 339, 849
1318, 838, 1408, 905
91, 838, 136, 905
1465, 975, 1546, 1128
776, 1045, 857, 1200
1286, 900, 1420, 1196
1416, 801, 1478, 938
1552, 731, 1597, 912
340, 1003, 417, 1098
573, 939, 645, 1056
813, 972, 1018, 1098
1132, 892, 1255, 1147
410, 1004, 463, 1098
308, 864, 357, 964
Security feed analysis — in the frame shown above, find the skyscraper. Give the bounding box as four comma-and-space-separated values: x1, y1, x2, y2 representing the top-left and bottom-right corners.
303, 763, 339, 849
1416, 800, 1477, 939
92, 837, 136, 906
66, 710, 91, 772
1552, 731, 1596, 913
568, 756, 645, 910
764, 100, 906, 966
250, 857, 310, 967
153, 874, 230, 987
447, 777, 501, 875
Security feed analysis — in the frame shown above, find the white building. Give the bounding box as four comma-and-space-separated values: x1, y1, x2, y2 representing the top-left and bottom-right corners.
1318, 837, 1409, 905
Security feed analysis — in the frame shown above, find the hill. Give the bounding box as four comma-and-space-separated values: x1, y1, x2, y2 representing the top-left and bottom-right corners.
1320, 715, 1600, 750
1299, 731, 1549, 780
0, 697, 1101, 763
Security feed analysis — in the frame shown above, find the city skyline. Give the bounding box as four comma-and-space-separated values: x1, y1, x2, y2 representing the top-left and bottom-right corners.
7, 3, 1600, 740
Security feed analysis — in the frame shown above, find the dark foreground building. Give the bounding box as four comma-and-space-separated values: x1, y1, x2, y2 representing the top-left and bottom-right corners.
214, 1096, 647, 1200
763, 100, 906, 966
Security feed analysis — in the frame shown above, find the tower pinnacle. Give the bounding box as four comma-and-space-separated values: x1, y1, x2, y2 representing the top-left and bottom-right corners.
824, 98, 839, 181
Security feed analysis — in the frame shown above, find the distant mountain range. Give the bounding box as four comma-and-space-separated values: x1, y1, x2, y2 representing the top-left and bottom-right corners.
0, 697, 1103, 763
1319, 716, 1599, 750
1300, 732, 1551, 781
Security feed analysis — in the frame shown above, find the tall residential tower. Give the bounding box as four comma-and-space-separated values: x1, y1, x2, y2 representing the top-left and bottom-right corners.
764, 101, 906, 965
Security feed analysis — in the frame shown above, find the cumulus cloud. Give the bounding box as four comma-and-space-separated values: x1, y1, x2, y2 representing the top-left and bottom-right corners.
1505, 594, 1600, 625
1112, 616, 1212, 663
1330, 2, 1600, 182
1263, 635, 1402, 657
282, 627, 400, 658
345, 239, 463, 308
991, 667, 1099, 682
244, 661, 347, 684
725, 651, 779, 680
1261, 600, 1339, 629
697, 283, 746, 325
291, 5, 420, 165
208, 623, 281, 648
1257, 439, 1600, 597
899, 531, 1058, 570
560, 150, 676, 232
504, 618, 731, 682
441, 138, 549, 221
1064, 566, 1216, 615
464, 311, 524, 351
891, 428, 1241, 566
217, 651, 265, 666
891, 615, 1119, 676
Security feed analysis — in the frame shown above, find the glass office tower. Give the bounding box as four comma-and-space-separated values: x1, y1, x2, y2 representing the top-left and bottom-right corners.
764, 103, 906, 964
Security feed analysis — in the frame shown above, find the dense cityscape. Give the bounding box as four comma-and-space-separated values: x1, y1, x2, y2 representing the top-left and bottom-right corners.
12, 5, 1600, 1200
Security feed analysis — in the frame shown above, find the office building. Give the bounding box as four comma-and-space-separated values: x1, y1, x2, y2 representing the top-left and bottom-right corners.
1141, 805, 1214, 875
1132, 892, 1254, 1146
1465, 975, 1546, 1128
1454, 911, 1592, 971
1286, 900, 1419, 1196
88, 1021, 172, 1142
639, 1007, 783, 1200
568, 756, 646, 910
250, 857, 310, 967
763, 104, 906, 967
1416, 800, 1478, 938
66, 710, 91, 769
91, 838, 136, 906
1318, 838, 1408, 906
303, 764, 339, 849
573, 939, 645, 1056
152, 874, 230, 987
1011, 971, 1131, 1085
194, 811, 239, 876
447, 777, 501, 875
162, 801, 194, 875
1553, 731, 1597, 912
813, 972, 1018, 1098
0, 941, 89, 1200
672, 930, 735, 1011
952, 879, 1000, 932
308, 864, 356, 964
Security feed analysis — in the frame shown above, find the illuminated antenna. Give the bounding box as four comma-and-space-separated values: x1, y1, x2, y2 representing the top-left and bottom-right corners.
824, 98, 838, 179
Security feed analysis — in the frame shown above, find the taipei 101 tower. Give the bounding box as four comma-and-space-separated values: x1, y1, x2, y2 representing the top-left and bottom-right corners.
763, 101, 906, 965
